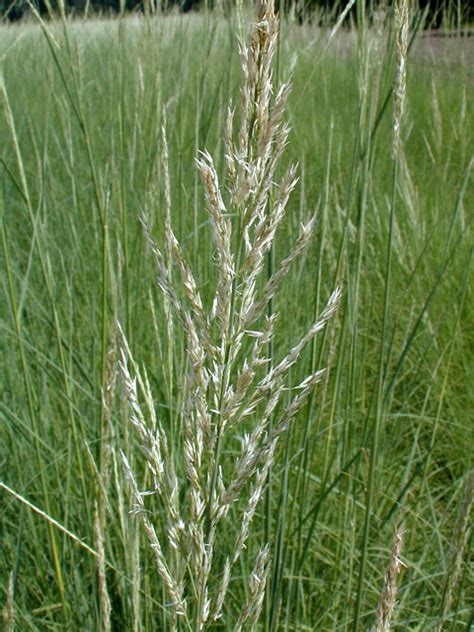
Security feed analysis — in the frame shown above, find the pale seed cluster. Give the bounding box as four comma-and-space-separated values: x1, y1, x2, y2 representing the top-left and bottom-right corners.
120, 1, 339, 628
393, 0, 409, 158
373, 524, 406, 632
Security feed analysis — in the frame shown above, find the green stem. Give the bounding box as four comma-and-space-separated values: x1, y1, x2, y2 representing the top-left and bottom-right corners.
354, 156, 398, 631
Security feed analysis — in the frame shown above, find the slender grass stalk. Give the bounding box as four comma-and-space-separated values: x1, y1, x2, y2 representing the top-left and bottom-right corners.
355, 0, 409, 626
1, 84, 67, 614
94, 503, 112, 632
436, 470, 474, 631
2, 572, 14, 632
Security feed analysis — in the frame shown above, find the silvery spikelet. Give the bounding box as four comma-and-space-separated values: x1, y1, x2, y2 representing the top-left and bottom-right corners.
373, 524, 405, 632
393, 0, 409, 159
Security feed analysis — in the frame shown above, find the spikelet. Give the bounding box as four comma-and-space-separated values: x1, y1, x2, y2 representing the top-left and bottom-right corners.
234, 545, 270, 632
393, 0, 409, 159
373, 524, 405, 632
121, 452, 186, 616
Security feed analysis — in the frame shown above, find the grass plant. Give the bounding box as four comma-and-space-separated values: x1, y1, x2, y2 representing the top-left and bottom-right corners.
1, 2, 473, 630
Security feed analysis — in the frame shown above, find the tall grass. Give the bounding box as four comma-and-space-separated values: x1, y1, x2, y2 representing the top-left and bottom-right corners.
1, 3, 473, 630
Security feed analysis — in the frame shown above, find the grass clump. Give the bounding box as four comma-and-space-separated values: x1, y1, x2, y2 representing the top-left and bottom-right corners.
0, 2, 473, 630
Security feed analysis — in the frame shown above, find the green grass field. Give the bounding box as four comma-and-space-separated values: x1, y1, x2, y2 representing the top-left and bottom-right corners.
1, 6, 473, 630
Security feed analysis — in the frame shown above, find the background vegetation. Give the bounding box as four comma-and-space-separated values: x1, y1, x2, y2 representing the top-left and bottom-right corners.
1, 4, 473, 630
2, 0, 473, 28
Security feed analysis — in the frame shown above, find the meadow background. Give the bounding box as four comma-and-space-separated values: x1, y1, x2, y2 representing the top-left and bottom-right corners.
1, 3, 473, 630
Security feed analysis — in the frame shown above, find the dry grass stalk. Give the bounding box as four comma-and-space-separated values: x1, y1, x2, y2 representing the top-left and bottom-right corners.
120, 0, 339, 627
373, 523, 405, 632
2, 572, 14, 632
101, 326, 118, 494
234, 544, 270, 632
436, 469, 474, 631
94, 504, 112, 632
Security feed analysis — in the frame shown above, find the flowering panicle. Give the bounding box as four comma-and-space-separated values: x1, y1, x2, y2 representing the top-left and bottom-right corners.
120, 1, 339, 628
